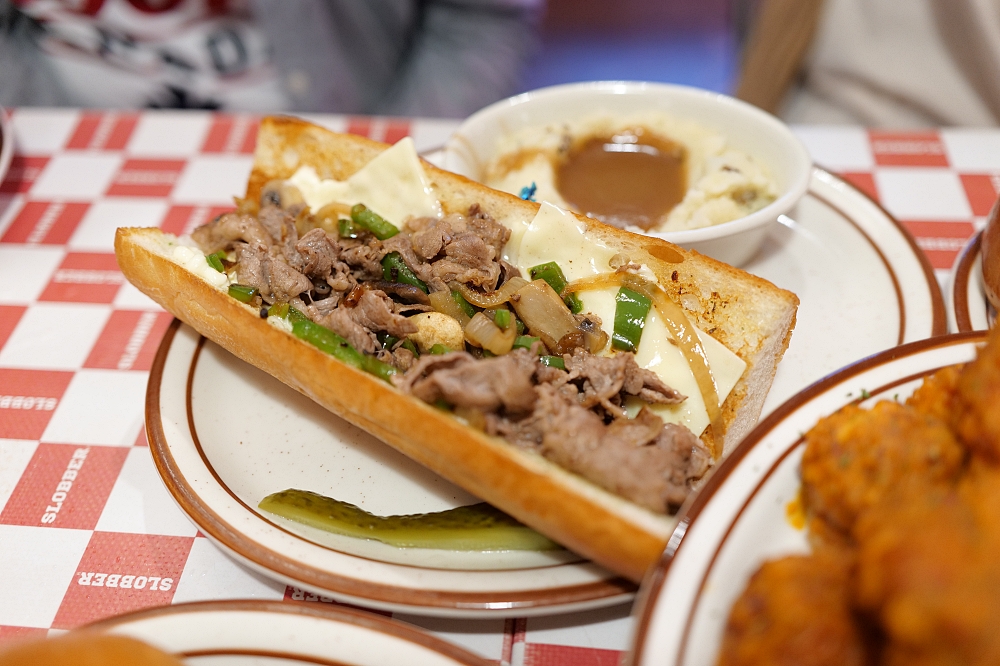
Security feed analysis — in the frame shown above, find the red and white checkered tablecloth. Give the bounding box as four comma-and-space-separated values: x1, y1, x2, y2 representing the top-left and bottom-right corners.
0, 109, 995, 665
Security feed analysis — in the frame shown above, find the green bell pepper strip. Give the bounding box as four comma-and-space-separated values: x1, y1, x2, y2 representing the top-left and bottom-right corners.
267, 303, 309, 324
529, 261, 583, 314
539, 355, 565, 370
338, 217, 360, 239
377, 332, 399, 348
351, 204, 399, 240
292, 319, 397, 382
288, 306, 309, 324
451, 290, 476, 318
206, 251, 226, 273
228, 284, 258, 303
429, 344, 451, 355
377, 333, 419, 358
267, 301, 289, 319
382, 252, 429, 293
563, 292, 584, 314
492, 308, 511, 329
512, 335, 541, 352
529, 261, 568, 293
611, 286, 652, 353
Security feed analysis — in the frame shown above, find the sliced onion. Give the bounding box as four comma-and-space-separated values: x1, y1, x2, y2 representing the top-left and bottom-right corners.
510, 280, 578, 351
453, 277, 528, 309
566, 272, 725, 459
464, 312, 516, 355
622, 275, 724, 458
428, 290, 472, 328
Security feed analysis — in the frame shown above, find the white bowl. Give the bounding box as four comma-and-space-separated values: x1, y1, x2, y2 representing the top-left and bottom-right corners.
443, 81, 812, 267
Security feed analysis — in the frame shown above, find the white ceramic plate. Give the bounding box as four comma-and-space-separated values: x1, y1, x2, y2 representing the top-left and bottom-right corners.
0, 107, 13, 188
146, 163, 943, 618
148, 322, 635, 619
949, 231, 996, 332
743, 166, 945, 417
627, 331, 989, 666
87, 600, 492, 665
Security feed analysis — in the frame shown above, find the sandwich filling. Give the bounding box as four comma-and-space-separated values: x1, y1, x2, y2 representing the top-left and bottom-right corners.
178, 138, 746, 514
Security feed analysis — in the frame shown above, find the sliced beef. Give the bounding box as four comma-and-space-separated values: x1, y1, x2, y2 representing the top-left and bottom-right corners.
390, 345, 417, 371
351, 290, 417, 338
306, 294, 340, 319
322, 307, 378, 353
563, 349, 686, 414
407, 214, 457, 260
318, 290, 416, 355
326, 259, 355, 295
431, 233, 500, 289
340, 235, 384, 279
467, 204, 510, 259
531, 386, 709, 513
405, 209, 510, 290
234, 243, 311, 302
257, 204, 291, 243
294, 228, 339, 278
380, 234, 442, 292
394, 349, 538, 415
266, 246, 312, 301
191, 212, 272, 254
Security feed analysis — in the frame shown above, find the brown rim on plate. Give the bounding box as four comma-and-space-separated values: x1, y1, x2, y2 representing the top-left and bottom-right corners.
145, 319, 636, 615
85, 599, 494, 665
951, 230, 994, 333
626, 330, 987, 666
810, 166, 947, 340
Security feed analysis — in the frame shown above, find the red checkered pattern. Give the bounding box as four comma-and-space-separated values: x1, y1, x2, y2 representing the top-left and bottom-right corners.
0, 157, 49, 194
0, 109, 992, 664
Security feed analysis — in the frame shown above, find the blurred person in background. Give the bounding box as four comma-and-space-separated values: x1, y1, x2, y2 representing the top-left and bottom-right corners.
0, 0, 542, 117
736, 0, 1000, 127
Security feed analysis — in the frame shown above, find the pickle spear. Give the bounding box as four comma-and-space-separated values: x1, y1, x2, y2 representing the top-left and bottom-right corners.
259, 489, 561, 551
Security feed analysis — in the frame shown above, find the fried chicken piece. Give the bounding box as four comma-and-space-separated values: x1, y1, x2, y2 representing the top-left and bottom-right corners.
716, 553, 871, 666
952, 326, 1000, 464
800, 401, 965, 534
906, 364, 962, 424
853, 466, 1000, 666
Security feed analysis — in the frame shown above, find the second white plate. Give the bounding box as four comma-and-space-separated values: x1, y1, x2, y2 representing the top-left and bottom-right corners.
628, 332, 986, 666
949, 231, 996, 332
88, 599, 492, 665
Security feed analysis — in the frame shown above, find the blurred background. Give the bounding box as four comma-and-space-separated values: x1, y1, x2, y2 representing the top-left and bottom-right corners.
522, 0, 742, 94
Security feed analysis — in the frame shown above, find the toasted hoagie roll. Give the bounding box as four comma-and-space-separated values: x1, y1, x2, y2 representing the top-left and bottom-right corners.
116, 116, 797, 582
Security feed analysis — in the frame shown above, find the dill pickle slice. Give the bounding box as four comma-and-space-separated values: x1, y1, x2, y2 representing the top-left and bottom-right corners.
258, 489, 560, 551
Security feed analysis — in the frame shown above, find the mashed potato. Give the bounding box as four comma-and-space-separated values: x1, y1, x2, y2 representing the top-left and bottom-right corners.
484, 113, 777, 233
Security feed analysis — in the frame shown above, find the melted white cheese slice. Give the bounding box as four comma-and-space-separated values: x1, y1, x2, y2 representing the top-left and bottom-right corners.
516, 203, 746, 436
172, 245, 230, 289
287, 137, 442, 226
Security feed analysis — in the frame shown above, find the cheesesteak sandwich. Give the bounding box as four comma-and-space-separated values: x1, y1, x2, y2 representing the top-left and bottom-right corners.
115, 116, 798, 582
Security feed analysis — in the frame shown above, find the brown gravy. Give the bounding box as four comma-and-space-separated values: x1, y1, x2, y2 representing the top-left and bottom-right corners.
555, 129, 687, 230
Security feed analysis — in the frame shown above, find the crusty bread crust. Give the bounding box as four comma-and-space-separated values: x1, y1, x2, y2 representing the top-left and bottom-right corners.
116, 116, 798, 582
